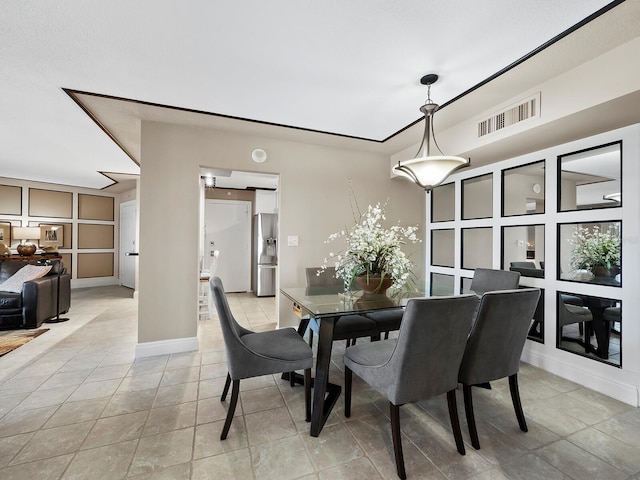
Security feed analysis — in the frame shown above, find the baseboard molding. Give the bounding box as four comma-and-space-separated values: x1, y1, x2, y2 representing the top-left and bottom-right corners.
135, 336, 199, 359
522, 349, 639, 407
71, 277, 119, 289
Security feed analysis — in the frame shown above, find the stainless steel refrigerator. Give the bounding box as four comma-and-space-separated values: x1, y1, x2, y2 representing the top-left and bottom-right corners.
253, 213, 278, 296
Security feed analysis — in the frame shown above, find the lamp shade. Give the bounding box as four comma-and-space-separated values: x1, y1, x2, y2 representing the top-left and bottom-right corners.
13, 226, 40, 241
393, 155, 469, 191
393, 74, 469, 191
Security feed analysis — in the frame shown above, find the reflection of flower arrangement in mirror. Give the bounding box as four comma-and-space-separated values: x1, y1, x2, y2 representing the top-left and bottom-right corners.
320, 202, 421, 292
569, 224, 621, 274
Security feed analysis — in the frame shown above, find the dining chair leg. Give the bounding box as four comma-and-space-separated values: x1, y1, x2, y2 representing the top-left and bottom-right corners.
308, 329, 314, 347
463, 384, 480, 449
221, 373, 231, 401
390, 403, 406, 480
304, 368, 312, 422
344, 366, 352, 418
509, 374, 528, 432
447, 389, 466, 455
220, 379, 240, 440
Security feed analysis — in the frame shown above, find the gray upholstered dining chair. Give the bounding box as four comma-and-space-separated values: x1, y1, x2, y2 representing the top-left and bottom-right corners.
458, 288, 541, 450
210, 277, 313, 440
304, 267, 380, 347
343, 294, 480, 480
469, 268, 520, 294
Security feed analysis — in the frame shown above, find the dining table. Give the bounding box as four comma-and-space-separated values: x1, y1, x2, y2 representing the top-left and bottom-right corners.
280, 285, 429, 437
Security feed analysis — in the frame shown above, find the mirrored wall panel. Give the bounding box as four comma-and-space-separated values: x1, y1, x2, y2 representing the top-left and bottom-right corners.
431, 229, 455, 267
431, 183, 455, 222
430, 273, 455, 296
462, 227, 493, 269
557, 291, 621, 367
527, 288, 544, 343
502, 225, 545, 277
462, 173, 493, 220
558, 221, 621, 286
460, 276, 472, 294
502, 161, 545, 216
558, 142, 621, 212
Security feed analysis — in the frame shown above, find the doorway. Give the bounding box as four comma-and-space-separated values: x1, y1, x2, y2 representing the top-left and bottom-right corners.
204, 199, 251, 292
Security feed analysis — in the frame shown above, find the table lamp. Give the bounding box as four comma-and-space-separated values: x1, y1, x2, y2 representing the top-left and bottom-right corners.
13, 226, 40, 256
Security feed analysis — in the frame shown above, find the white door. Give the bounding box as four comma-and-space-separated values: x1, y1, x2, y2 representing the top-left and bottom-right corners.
119, 200, 137, 289
204, 200, 251, 292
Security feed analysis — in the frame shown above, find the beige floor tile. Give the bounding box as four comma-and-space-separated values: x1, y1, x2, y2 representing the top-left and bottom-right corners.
129, 427, 194, 476
0, 453, 73, 480
81, 410, 147, 449
318, 456, 383, 480
303, 423, 364, 470
153, 381, 199, 408
66, 378, 121, 402
0, 405, 57, 438
568, 427, 640, 475
61, 439, 137, 480
102, 388, 157, 417
44, 397, 109, 428
9, 420, 94, 464
537, 439, 628, 480
196, 395, 243, 425
143, 401, 197, 436
194, 418, 248, 459
160, 366, 200, 386
251, 434, 315, 480
192, 449, 253, 480
245, 405, 298, 445
127, 462, 192, 480
12, 384, 76, 412
240, 385, 285, 414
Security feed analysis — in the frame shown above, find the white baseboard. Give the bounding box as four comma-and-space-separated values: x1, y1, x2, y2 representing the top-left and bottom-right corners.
71, 277, 119, 289
522, 349, 639, 407
135, 336, 199, 359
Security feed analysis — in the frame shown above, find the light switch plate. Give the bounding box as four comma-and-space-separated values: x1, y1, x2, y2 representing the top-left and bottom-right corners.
287, 235, 299, 247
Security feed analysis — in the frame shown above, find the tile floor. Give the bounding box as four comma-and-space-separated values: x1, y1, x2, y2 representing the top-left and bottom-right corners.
0, 285, 639, 479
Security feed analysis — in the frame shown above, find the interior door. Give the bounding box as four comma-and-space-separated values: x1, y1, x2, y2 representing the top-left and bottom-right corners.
204, 200, 251, 292
119, 200, 137, 289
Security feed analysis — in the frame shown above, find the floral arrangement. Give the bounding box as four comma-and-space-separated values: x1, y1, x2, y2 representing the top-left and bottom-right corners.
320, 202, 420, 291
570, 224, 621, 272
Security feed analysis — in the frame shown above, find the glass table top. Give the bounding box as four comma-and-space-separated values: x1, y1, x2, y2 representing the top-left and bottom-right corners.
280, 286, 430, 318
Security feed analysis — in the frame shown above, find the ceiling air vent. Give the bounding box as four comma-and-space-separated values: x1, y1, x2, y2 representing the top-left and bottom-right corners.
477, 93, 540, 138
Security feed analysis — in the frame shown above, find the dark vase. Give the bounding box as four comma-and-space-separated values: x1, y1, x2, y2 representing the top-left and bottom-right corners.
592, 265, 620, 278
354, 275, 394, 295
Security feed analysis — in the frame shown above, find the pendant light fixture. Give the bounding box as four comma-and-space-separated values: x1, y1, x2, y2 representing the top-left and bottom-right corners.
393, 74, 470, 191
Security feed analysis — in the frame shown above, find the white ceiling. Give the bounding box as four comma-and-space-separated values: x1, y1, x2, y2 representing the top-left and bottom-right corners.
0, 0, 630, 190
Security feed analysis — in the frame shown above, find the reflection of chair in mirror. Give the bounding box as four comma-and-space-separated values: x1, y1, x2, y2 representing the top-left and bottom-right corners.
304, 267, 379, 348
210, 277, 313, 440
458, 288, 541, 449
344, 295, 480, 479
603, 306, 621, 329
470, 268, 520, 294
558, 294, 592, 352
510, 261, 536, 269
509, 261, 544, 278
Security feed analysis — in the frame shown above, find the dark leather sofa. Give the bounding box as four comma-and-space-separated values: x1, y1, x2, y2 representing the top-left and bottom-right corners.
0, 259, 71, 329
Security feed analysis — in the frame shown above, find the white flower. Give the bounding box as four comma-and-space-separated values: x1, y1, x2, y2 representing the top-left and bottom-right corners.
320, 202, 421, 290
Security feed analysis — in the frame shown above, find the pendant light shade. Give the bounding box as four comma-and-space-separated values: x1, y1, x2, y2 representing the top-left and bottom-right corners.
393, 74, 469, 191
